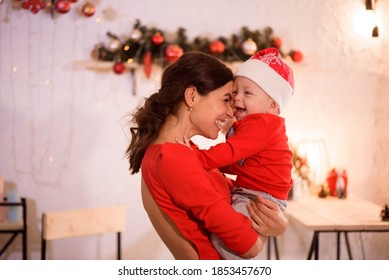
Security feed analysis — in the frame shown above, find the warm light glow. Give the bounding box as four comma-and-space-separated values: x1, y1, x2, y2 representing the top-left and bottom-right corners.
95, 17, 101, 24
297, 139, 328, 186
11, 66, 17, 72
353, 5, 382, 37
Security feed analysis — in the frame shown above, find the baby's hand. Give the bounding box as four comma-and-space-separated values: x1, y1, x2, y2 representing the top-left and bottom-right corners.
175, 135, 192, 149
219, 117, 236, 134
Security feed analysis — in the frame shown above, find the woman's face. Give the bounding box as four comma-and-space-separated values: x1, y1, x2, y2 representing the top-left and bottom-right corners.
190, 81, 234, 139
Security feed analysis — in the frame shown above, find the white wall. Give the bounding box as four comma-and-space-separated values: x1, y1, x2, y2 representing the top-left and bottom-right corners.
1, 0, 388, 260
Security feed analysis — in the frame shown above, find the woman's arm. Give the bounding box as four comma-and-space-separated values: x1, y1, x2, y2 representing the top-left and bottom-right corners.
246, 196, 288, 236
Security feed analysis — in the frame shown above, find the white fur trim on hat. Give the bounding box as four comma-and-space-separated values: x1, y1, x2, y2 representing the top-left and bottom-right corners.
235, 50, 294, 113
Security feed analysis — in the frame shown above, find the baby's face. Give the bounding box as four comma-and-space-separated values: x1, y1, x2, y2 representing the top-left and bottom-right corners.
232, 76, 278, 120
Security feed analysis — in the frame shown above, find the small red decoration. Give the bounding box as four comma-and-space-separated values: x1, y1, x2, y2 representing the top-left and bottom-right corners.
326, 168, 348, 198
165, 44, 183, 64
113, 62, 126, 75
209, 40, 225, 54
81, 2, 95, 17
152, 32, 164, 46
290, 50, 303, 62
143, 51, 152, 78
21, 0, 46, 14
271, 37, 283, 49
55, 0, 71, 14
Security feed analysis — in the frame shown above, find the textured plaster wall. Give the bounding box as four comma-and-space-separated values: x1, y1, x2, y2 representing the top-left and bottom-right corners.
0, 0, 388, 259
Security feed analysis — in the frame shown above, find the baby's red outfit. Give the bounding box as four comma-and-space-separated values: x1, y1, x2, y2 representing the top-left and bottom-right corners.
196, 113, 293, 200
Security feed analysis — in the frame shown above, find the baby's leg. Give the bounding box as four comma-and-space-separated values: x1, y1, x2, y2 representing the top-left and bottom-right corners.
210, 191, 266, 260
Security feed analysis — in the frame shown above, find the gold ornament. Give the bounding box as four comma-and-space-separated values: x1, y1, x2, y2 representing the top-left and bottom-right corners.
241, 38, 257, 56
130, 28, 142, 42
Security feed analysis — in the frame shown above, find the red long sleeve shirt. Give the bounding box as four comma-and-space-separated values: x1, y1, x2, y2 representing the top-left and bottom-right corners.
141, 143, 258, 260
196, 113, 293, 200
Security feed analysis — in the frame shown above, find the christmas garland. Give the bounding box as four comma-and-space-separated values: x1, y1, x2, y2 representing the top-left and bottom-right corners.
92, 19, 303, 76
11, 0, 96, 17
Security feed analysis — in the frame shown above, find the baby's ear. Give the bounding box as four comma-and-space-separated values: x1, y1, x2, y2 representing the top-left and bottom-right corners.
270, 100, 280, 115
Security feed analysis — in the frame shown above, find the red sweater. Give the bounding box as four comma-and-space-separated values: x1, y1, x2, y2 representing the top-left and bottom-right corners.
196, 113, 293, 200
141, 143, 258, 260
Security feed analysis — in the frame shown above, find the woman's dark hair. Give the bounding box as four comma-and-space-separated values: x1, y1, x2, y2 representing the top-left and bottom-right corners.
126, 51, 233, 174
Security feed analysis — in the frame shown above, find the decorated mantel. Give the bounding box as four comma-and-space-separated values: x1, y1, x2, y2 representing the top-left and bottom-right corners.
75, 19, 304, 96
88, 19, 303, 76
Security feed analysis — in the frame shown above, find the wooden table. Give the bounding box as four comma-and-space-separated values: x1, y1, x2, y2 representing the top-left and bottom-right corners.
285, 196, 389, 259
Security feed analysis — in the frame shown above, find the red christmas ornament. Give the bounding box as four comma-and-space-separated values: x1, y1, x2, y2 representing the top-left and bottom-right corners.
326, 168, 348, 198
152, 32, 164, 46
55, 0, 71, 14
271, 37, 283, 49
21, 0, 46, 14
290, 50, 303, 62
143, 51, 152, 79
165, 44, 183, 64
113, 62, 126, 75
81, 2, 95, 17
209, 40, 225, 54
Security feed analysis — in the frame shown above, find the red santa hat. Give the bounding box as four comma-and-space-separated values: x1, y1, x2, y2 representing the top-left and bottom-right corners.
235, 48, 294, 113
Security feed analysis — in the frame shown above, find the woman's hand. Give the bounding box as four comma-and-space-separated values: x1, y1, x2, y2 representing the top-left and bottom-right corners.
246, 196, 288, 237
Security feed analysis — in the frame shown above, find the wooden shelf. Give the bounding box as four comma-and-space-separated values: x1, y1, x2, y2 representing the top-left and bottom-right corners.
74, 60, 139, 72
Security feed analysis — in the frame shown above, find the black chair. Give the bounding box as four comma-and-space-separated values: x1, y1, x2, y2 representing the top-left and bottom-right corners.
0, 197, 27, 259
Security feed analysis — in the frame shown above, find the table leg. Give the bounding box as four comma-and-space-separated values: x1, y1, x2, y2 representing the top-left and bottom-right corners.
273, 237, 280, 260
337, 232, 341, 260
267, 238, 271, 259
307, 231, 319, 260
267, 237, 280, 260
344, 232, 353, 260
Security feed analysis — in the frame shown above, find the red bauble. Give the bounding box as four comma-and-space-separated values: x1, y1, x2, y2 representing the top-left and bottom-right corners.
21, 0, 46, 14
55, 0, 71, 14
81, 2, 95, 17
152, 32, 164, 46
209, 40, 225, 54
113, 62, 126, 75
165, 44, 183, 64
271, 37, 283, 49
290, 50, 303, 62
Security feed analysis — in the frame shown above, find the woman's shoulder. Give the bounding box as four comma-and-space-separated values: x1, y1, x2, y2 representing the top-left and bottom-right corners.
149, 143, 197, 163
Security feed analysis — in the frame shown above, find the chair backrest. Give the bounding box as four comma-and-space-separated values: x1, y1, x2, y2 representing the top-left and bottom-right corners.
141, 178, 198, 260
41, 205, 126, 259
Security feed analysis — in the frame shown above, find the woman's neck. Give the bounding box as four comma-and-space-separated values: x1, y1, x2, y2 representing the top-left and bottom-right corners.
154, 113, 193, 144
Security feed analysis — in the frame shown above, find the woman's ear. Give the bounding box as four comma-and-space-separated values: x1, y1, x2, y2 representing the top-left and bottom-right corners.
184, 86, 196, 108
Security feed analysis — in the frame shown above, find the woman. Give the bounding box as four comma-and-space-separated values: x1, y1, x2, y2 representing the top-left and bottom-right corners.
126, 51, 287, 259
